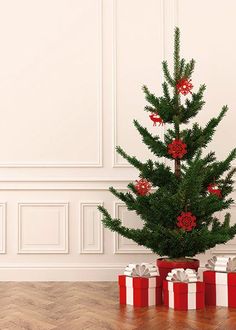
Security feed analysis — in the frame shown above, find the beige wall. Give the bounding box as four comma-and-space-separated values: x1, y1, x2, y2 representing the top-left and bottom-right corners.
0, 0, 235, 280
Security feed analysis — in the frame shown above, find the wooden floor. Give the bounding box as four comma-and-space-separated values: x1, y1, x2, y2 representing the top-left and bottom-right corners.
0, 282, 235, 330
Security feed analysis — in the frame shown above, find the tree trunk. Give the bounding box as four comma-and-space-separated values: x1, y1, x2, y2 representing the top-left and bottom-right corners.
175, 159, 181, 177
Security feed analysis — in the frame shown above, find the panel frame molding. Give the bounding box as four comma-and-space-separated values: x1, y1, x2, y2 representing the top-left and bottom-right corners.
0, 178, 134, 191
113, 202, 152, 254
0, 177, 234, 191
0, 0, 103, 168
18, 202, 69, 254
0, 202, 6, 254
79, 201, 104, 254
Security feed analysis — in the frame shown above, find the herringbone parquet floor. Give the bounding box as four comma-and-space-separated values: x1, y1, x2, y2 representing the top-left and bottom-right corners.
0, 282, 235, 330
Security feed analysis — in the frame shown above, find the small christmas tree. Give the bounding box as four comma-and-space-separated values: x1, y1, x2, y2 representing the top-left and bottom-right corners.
98, 28, 236, 259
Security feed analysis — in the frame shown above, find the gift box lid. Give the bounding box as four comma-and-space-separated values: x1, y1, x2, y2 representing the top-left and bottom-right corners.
163, 280, 204, 293
118, 275, 162, 288
203, 270, 236, 286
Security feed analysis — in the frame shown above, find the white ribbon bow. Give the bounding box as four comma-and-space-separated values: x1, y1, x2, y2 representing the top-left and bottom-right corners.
166, 268, 199, 283
124, 263, 158, 277
205, 256, 236, 272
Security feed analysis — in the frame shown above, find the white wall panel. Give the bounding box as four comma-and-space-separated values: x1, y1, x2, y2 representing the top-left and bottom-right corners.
80, 202, 103, 253
0, 0, 102, 167
18, 202, 68, 253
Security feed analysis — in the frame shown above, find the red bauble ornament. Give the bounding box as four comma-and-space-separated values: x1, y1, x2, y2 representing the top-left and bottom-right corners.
134, 178, 151, 196
177, 212, 196, 232
149, 113, 164, 126
176, 78, 193, 96
207, 183, 222, 198
168, 139, 187, 159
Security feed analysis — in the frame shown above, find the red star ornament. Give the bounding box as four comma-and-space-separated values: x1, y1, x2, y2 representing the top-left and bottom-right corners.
149, 113, 164, 126
176, 78, 193, 96
177, 211, 196, 231
207, 183, 222, 198
134, 178, 151, 196
168, 139, 187, 159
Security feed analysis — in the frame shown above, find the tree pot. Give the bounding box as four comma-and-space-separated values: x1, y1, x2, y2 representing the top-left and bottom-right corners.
156, 258, 200, 282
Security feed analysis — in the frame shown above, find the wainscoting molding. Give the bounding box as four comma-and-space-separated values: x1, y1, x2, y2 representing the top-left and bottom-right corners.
0, 263, 209, 281
0, 263, 127, 281
79, 202, 103, 254
0, 203, 6, 254
18, 202, 69, 254
0, 178, 133, 190
0, 178, 234, 191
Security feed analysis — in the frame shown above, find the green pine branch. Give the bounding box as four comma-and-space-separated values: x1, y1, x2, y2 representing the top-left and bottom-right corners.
179, 84, 206, 123
204, 148, 236, 185
142, 85, 159, 109
184, 59, 195, 78
133, 119, 168, 158
221, 167, 236, 197
162, 61, 175, 86
183, 106, 228, 158
116, 146, 143, 170
174, 27, 181, 81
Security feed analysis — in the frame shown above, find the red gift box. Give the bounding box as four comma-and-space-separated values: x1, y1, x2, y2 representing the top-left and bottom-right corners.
203, 270, 236, 307
163, 280, 205, 310
119, 275, 162, 307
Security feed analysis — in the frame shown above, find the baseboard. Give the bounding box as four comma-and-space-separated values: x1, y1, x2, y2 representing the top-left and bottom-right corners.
0, 263, 127, 281
0, 264, 206, 281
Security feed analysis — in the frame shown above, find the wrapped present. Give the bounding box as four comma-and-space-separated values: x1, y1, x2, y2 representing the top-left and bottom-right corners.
205, 256, 236, 273
124, 263, 158, 277
163, 268, 205, 310
119, 263, 162, 307
204, 256, 236, 307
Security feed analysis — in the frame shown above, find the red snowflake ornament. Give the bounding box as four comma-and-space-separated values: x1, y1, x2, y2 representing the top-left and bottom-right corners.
176, 78, 193, 96
134, 178, 151, 196
168, 139, 187, 159
207, 183, 222, 198
177, 212, 196, 231
149, 113, 164, 126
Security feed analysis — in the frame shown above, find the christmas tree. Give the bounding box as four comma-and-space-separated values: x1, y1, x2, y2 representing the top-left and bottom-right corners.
98, 28, 236, 259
